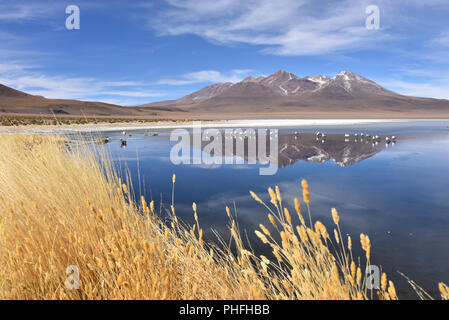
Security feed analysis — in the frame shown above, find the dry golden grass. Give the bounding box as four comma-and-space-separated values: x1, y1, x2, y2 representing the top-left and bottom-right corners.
0, 114, 177, 127
0, 134, 446, 300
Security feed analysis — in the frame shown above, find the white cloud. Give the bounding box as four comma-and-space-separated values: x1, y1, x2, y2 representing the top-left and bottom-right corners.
384, 80, 449, 100
146, 0, 449, 57
0, 1, 60, 21
150, 0, 392, 56
101, 91, 165, 98
430, 30, 449, 47
157, 69, 253, 85
0, 62, 165, 104
380, 67, 449, 99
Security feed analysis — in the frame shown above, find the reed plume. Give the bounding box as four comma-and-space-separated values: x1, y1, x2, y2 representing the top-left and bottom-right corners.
0, 134, 444, 300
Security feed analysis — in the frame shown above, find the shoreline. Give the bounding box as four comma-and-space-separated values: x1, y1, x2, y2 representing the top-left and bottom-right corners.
0, 118, 448, 134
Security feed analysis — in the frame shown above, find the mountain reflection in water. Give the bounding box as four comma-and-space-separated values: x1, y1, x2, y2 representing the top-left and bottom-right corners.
185, 132, 395, 168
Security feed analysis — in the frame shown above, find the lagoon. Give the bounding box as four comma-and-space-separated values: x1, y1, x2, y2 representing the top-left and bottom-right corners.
93, 120, 449, 299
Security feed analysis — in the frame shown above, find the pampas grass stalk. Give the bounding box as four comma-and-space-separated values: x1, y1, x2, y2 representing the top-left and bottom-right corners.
0, 134, 446, 300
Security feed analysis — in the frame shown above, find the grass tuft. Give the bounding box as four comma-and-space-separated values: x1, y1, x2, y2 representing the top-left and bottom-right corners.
0, 134, 446, 300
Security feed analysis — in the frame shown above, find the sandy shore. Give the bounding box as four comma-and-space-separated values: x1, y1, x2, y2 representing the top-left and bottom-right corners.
0, 118, 446, 134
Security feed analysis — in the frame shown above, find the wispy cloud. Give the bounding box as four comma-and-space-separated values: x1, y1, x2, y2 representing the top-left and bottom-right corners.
0, 62, 165, 105
429, 30, 449, 47
157, 69, 252, 85
384, 80, 449, 100
380, 67, 449, 99
149, 0, 392, 56
100, 90, 165, 98
0, 1, 60, 21
145, 0, 449, 57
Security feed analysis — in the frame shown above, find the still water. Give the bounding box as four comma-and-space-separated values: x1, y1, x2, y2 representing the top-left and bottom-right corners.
93, 121, 449, 299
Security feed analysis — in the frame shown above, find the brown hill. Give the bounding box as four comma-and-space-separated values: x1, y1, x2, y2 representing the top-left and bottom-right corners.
139, 70, 449, 119
0, 84, 142, 118
2, 70, 449, 120
0, 84, 36, 99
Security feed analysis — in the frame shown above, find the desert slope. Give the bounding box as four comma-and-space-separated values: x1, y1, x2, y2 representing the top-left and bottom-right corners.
139, 70, 449, 119
0, 84, 141, 118
2, 70, 449, 119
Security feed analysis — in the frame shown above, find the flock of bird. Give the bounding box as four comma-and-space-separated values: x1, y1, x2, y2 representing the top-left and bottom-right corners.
222, 130, 278, 140
292, 131, 399, 146
105, 130, 158, 148
342, 132, 397, 146
103, 129, 399, 149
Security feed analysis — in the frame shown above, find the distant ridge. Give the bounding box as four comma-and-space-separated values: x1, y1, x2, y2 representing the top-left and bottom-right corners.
0, 84, 36, 99
137, 70, 449, 118
140, 70, 398, 107
2, 70, 449, 119
0, 83, 140, 117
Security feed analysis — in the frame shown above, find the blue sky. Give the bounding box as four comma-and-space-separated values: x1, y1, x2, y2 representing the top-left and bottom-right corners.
1, 0, 449, 106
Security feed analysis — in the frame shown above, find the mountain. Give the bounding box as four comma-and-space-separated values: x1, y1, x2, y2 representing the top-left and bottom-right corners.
140, 70, 397, 107
0, 84, 38, 99
139, 70, 449, 118
177, 82, 234, 104
2, 70, 449, 119
0, 83, 142, 117
312, 71, 396, 99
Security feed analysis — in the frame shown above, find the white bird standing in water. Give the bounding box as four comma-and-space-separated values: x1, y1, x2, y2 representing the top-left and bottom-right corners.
316, 132, 326, 140
122, 131, 127, 136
